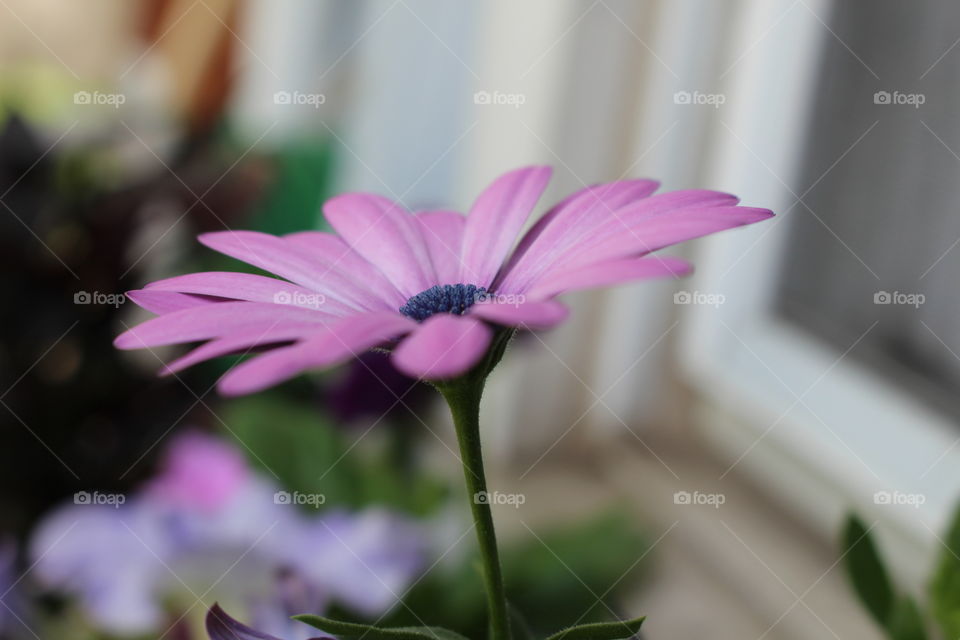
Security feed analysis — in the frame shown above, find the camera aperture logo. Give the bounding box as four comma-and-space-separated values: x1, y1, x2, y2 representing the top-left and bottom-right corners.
474, 491, 525, 508
74, 291, 126, 308
74, 490, 125, 508
673, 490, 725, 509
873, 490, 925, 509
873, 90, 925, 108
273, 290, 326, 309
274, 490, 326, 508
873, 290, 924, 308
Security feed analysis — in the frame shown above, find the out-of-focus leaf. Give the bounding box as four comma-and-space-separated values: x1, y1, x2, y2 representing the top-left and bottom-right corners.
222, 394, 446, 514
841, 514, 894, 627
888, 596, 927, 640
930, 502, 960, 640
249, 139, 335, 235
294, 614, 469, 640
543, 616, 645, 640
224, 394, 361, 507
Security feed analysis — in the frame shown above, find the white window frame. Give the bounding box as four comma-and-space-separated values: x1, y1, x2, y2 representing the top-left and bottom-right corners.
676, 0, 958, 582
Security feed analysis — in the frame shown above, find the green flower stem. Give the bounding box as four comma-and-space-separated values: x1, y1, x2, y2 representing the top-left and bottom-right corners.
437, 331, 514, 640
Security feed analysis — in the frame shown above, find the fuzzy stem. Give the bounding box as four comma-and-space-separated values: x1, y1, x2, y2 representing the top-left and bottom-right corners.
438, 372, 511, 640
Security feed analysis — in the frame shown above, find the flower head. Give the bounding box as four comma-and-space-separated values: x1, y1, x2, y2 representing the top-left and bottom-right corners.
115, 166, 771, 394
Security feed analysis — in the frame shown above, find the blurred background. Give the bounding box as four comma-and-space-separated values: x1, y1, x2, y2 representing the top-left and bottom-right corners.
2, 1, 959, 639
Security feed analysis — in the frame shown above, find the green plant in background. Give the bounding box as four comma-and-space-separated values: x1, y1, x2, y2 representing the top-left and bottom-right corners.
225, 392, 652, 639
841, 505, 960, 640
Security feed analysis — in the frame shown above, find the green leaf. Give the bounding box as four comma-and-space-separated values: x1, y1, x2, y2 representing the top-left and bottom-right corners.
888, 596, 927, 640
293, 614, 470, 640
223, 394, 362, 508
544, 616, 645, 640
929, 502, 960, 639
841, 514, 894, 626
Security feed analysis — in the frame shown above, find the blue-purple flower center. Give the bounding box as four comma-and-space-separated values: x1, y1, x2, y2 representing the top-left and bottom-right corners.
399, 284, 488, 322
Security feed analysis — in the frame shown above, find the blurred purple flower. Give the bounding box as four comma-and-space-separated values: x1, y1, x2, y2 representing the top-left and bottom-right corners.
28, 432, 425, 636
324, 351, 432, 425
146, 431, 250, 512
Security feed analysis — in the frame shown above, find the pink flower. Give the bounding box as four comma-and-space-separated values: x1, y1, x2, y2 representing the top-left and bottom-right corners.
115, 166, 771, 394
144, 430, 249, 512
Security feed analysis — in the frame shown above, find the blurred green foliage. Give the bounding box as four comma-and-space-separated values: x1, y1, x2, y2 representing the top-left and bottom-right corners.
383, 511, 649, 639
224, 393, 448, 516
840, 504, 960, 640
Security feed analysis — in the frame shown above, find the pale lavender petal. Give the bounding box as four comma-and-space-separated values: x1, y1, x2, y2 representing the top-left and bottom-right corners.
199, 231, 391, 311
392, 314, 491, 380
526, 257, 693, 299
285, 231, 405, 306
497, 179, 660, 291
218, 312, 417, 396
146, 272, 351, 314
468, 299, 569, 329
160, 324, 324, 375
416, 210, 465, 284
556, 207, 774, 270
323, 193, 435, 298
459, 166, 552, 288
126, 289, 218, 314
114, 302, 331, 349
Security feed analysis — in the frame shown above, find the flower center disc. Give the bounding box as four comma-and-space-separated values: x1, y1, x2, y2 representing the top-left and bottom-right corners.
399, 284, 487, 322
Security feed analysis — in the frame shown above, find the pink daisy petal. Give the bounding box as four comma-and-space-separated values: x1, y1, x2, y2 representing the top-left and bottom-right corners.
392, 314, 492, 380
416, 210, 466, 284
499, 187, 734, 294
145, 272, 350, 314
159, 324, 325, 376
498, 179, 661, 291
284, 231, 405, 306
588, 190, 740, 238
198, 231, 390, 311
114, 302, 332, 349
459, 166, 552, 288
525, 257, 693, 300
323, 193, 435, 298
126, 289, 219, 315
556, 207, 774, 271
468, 298, 569, 329
217, 312, 417, 396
